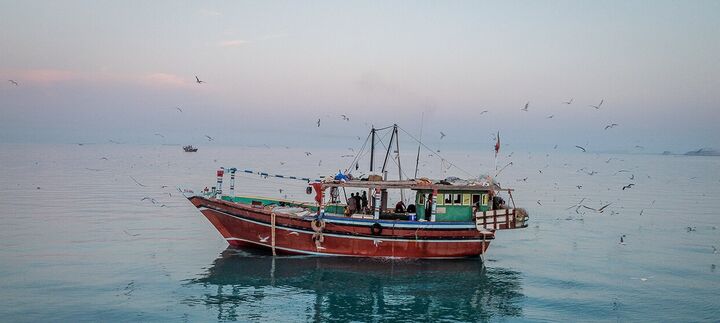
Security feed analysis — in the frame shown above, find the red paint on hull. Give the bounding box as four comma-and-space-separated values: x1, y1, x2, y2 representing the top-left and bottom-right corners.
192, 196, 494, 259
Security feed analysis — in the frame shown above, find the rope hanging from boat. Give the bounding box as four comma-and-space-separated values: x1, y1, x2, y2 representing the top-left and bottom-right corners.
311, 219, 325, 250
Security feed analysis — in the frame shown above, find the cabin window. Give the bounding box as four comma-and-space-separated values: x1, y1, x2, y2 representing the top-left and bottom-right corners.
472, 194, 481, 205
482, 193, 490, 206
443, 194, 452, 205
453, 194, 462, 204
418, 194, 425, 204
437, 194, 444, 205
462, 194, 471, 205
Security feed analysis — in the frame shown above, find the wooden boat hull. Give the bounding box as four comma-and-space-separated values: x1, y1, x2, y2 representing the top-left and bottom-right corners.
189, 196, 494, 259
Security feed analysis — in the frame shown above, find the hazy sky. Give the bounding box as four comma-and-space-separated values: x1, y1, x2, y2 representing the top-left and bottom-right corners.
1, 1, 718, 152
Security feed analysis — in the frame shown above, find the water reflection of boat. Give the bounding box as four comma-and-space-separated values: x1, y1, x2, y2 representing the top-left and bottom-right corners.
187, 248, 525, 321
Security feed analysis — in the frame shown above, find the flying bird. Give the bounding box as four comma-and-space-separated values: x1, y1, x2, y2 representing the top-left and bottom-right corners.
195, 75, 204, 84
547, 115, 554, 119
620, 235, 626, 245
440, 132, 446, 139
597, 203, 612, 213
605, 123, 619, 130
479, 110, 489, 114
123, 230, 140, 237
258, 235, 269, 243
622, 183, 635, 190
175, 107, 183, 113
575, 145, 587, 152
562, 98, 573, 104
521, 102, 529, 111
8, 80, 19, 86
304, 152, 312, 156
316, 119, 321, 127
204, 135, 214, 141
154, 133, 165, 138
589, 99, 604, 109
341, 115, 350, 121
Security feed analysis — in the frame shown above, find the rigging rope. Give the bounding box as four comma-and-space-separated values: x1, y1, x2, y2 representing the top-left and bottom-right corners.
396, 125, 475, 178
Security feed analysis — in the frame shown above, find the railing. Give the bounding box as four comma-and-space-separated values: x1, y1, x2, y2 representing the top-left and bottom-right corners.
475, 208, 528, 231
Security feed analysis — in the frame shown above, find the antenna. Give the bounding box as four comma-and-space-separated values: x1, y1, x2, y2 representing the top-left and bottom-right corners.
414, 111, 425, 179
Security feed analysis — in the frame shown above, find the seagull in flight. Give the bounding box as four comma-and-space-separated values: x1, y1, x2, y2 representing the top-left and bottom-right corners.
575, 145, 587, 152
597, 203, 612, 213
175, 107, 183, 113
8, 80, 19, 86
589, 99, 604, 109
204, 135, 214, 141
562, 98, 573, 104
546, 115, 554, 119
440, 131, 446, 139
341, 115, 350, 121
521, 102, 529, 112
195, 75, 204, 84
479, 110, 489, 115
622, 183, 635, 190
605, 123, 618, 130
316, 119, 321, 127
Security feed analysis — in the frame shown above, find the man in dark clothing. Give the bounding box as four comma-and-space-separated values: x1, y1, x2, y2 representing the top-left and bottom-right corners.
395, 200, 406, 213
355, 192, 362, 213
361, 191, 368, 212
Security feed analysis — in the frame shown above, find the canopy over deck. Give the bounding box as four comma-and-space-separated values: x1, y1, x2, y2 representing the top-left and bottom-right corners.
320, 179, 513, 192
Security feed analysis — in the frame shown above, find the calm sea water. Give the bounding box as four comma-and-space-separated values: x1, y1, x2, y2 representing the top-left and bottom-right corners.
1, 143, 718, 322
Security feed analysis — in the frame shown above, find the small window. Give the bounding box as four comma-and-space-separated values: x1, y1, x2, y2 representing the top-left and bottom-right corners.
462, 194, 471, 205
472, 194, 481, 205
418, 194, 425, 204
444, 194, 452, 205
453, 194, 462, 204
482, 193, 490, 206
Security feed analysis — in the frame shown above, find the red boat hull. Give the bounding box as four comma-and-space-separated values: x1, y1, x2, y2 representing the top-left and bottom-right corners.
190, 196, 494, 259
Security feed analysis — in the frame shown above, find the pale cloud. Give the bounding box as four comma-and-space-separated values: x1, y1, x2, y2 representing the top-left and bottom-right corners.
219, 39, 249, 48
17, 69, 80, 83
198, 9, 221, 17
6, 69, 189, 89
140, 73, 187, 87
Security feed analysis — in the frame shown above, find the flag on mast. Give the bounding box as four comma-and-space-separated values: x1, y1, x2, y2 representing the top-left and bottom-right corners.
494, 131, 500, 158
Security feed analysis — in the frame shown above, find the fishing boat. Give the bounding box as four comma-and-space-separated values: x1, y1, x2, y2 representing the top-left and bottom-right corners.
186, 125, 528, 259
183, 145, 198, 152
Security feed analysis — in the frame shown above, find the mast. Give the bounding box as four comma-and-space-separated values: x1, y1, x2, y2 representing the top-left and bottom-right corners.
370, 127, 375, 172
381, 124, 397, 174
414, 112, 424, 179
394, 126, 404, 202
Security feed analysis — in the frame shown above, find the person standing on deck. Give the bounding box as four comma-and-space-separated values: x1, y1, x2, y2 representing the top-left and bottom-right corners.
361, 191, 368, 213
355, 192, 362, 213
346, 193, 357, 216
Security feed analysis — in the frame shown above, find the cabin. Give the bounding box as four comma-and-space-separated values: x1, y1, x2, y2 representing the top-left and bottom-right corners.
319, 179, 515, 224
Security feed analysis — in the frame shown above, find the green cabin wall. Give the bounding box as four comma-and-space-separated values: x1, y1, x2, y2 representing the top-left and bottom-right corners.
414, 190, 491, 222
